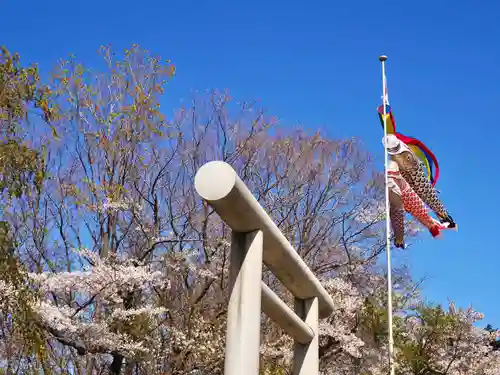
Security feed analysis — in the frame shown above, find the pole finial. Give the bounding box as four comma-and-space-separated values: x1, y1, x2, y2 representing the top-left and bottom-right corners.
379, 55, 388, 62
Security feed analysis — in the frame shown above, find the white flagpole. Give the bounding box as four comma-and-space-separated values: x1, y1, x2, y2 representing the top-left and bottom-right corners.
379, 54, 395, 375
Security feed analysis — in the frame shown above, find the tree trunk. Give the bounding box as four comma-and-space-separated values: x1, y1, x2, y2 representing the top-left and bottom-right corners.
109, 354, 124, 375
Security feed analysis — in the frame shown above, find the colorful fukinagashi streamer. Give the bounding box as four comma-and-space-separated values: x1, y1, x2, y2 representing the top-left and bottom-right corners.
377, 104, 440, 187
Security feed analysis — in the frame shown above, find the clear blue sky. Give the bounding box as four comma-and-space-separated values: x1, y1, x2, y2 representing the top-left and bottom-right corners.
2, 0, 498, 326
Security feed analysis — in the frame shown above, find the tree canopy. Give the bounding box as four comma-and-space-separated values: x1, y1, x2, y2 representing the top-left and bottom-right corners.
0, 44, 498, 375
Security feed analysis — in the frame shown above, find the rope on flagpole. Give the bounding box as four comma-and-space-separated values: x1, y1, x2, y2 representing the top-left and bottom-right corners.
379, 54, 396, 375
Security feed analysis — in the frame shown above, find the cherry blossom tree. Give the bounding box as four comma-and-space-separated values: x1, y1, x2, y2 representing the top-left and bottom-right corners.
392, 303, 500, 375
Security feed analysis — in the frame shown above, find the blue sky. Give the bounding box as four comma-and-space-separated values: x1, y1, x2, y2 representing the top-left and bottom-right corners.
2, 0, 499, 326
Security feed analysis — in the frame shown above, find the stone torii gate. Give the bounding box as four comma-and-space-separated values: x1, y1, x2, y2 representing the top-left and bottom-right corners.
194, 161, 335, 375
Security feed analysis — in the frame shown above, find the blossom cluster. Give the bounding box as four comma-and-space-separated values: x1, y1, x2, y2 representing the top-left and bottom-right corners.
25, 249, 171, 358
